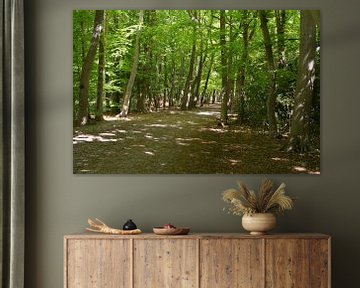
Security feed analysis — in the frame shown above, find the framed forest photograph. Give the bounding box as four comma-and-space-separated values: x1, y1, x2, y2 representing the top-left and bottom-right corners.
72, 10, 320, 174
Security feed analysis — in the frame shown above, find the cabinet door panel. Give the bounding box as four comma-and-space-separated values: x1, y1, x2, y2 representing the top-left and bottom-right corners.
134, 239, 198, 288
200, 239, 264, 288
66, 239, 131, 288
265, 239, 310, 288
310, 239, 330, 288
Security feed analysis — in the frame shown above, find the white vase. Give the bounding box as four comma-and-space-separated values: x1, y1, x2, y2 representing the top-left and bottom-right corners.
242, 213, 276, 235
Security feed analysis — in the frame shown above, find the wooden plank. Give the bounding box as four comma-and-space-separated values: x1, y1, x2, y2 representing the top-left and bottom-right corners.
66, 239, 131, 288
200, 239, 264, 288
64, 238, 68, 288
133, 239, 197, 288
196, 238, 200, 288
310, 239, 330, 288
130, 238, 134, 288
265, 239, 310, 288
328, 238, 331, 288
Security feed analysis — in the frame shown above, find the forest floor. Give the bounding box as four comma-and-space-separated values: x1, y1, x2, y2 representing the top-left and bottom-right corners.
73, 104, 320, 174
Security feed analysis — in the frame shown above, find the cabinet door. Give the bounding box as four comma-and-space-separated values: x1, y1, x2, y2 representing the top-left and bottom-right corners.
265, 239, 329, 288
66, 239, 131, 288
309, 239, 330, 288
266, 239, 309, 287
134, 239, 198, 288
200, 239, 264, 288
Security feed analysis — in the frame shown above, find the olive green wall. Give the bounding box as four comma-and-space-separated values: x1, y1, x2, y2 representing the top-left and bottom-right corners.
25, 0, 360, 287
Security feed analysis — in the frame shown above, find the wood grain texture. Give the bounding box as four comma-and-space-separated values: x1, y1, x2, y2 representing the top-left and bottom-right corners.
310, 239, 330, 288
133, 239, 198, 288
66, 239, 131, 288
265, 239, 310, 288
64, 234, 330, 288
200, 239, 264, 288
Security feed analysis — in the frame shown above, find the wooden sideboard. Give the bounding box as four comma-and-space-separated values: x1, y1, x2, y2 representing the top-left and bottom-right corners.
64, 233, 330, 288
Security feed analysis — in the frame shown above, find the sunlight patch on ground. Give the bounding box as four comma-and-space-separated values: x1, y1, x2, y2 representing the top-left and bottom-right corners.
176, 137, 202, 142
292, 166, 320, 174
73, 134, 119, 144
176, 141, 190, 146
144, 134, 160, 141
196, 111, 220, 116
228, 159, 242, 165
145, 123, 182, 129
99, 132, 116, 136
231, 127, 253, 134
146, 124, 167, 128
200, 127, 227, 133
271, 157, 289, 162
293, 166, 307, 172
104, 115, 132, 121
201, 140, 217, 144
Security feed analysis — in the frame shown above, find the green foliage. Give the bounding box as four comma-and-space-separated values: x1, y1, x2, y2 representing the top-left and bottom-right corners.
73, 9, 319, 142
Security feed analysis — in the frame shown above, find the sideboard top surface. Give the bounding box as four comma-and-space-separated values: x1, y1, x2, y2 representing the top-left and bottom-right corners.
64, 232, 330, 240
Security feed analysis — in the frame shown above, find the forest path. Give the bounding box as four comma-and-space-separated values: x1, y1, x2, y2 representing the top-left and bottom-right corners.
73, 104, 320, 174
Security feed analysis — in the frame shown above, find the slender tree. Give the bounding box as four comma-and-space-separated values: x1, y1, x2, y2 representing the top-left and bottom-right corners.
181, 10, 197, 110
236, 11, 255, 123
220, 10, 229, 125
77, 10, 104, 126
119, 10, 144, 117
287, 10, 317, 152
200, 12, 215, 106
259, 10, 278, 136
190, 50, 205, 109
201, 52, 214, 106
95, 12, 106, 121
275, 10, 287, 68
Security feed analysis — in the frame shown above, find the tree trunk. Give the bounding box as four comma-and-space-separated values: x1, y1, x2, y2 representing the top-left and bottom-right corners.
236, 12, 252, 123
227, 13, 235, 113
169, 55, 176, 107
181, 43, 196, 110
259, 10, 277, 136
287, 10, 317, 152
181, 12, 197, 110
119, 10, 144, 117
201, 52, 214, 106
189, 53, 205, 109
200, 10, 215, 107
77, 10, 104, 126
220, 10, 229, 125
275, 10, 286, 68
163, 57, 168, 108
95, 12, 106, 121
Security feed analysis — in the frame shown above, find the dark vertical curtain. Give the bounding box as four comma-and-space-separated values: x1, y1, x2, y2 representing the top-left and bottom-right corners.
1, 0, 25, 287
